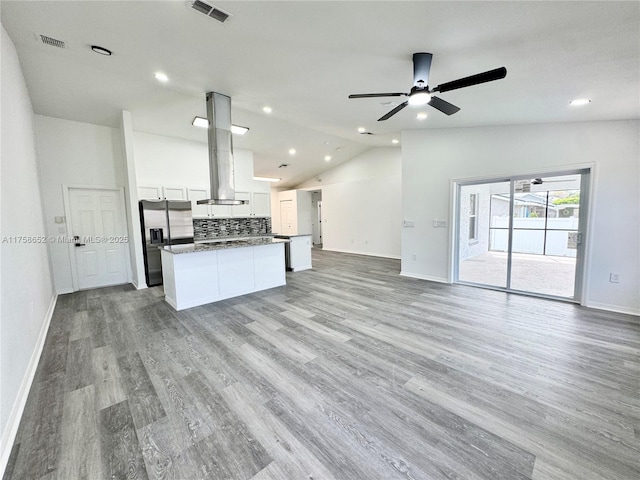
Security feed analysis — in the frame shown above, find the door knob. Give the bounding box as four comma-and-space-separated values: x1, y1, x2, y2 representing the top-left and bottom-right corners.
73, 235, 86, 247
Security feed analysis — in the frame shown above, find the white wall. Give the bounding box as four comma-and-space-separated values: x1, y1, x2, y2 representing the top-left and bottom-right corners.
133, 131, 259, 193
402, 120, 640, 315
34, 115, 127, 293
1, 25, 55, 474
296, 147, 402, 258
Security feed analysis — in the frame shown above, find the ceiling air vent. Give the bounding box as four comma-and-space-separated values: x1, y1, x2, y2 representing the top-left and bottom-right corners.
191, 0, 230, 23
39, 34, 66, 49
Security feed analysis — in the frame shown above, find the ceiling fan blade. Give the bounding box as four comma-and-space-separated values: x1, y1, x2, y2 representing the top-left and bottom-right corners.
378, 101, 408, 121
428, 96, 461, 115
434, 67, 507, 93
413, 52, 433, 87
349, 93, 406, 99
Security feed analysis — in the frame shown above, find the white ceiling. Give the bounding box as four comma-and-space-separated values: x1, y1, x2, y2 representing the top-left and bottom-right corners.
2, 1, 638, 188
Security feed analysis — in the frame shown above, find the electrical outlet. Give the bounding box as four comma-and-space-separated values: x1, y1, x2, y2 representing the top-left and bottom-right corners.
609, 273, 620, 283
411, 253, 417, 260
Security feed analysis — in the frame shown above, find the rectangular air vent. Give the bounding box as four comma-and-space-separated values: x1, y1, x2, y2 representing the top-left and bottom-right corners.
39, 34, 66, 49
191, 0, 230, 23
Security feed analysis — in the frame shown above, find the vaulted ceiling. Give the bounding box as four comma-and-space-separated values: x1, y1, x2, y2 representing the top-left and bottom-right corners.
2, 1, 638, 187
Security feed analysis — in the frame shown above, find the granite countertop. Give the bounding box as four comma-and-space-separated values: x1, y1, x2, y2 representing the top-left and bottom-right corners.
272, 234, 313, 238
163, 237, 288, 255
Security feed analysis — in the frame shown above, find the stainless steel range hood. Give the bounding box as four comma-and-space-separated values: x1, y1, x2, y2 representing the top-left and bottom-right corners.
197, 91, 248, 206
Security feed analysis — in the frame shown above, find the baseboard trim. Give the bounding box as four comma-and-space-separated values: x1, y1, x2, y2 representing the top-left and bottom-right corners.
583, 301, 640, 316
56, 288, 73, 295
132, 279, 148, 290
291, 265, 312, 272
0, 294, 57, 478
399, 271, 449, 284
322, 248, 401, 260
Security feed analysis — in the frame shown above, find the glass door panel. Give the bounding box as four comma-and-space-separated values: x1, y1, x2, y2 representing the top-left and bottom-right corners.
509, 175, 581, 298
456, 171, 587, 301
457, 181, 510, 288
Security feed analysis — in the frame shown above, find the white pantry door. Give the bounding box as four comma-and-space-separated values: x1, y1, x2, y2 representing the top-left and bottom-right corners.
280, 200, 295, 234
69, 188, 129, 289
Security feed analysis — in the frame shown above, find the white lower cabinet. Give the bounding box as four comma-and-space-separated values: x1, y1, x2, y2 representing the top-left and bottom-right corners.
161, 243, 286, 311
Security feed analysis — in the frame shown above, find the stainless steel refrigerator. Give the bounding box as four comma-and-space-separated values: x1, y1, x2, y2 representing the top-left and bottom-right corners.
139, 200, 194, 286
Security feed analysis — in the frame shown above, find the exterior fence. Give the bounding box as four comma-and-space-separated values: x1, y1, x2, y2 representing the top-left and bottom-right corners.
489, 217, 579, 257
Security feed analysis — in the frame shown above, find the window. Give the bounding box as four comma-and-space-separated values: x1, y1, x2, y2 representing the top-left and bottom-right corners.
469, 193, 479, 241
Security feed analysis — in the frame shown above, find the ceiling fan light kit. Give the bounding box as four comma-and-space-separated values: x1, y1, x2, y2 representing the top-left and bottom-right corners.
408, 90, 432, 106
349, 52, 507, 121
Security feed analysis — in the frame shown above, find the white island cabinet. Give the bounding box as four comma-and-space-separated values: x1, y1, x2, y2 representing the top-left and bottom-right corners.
161, 238, 288, 311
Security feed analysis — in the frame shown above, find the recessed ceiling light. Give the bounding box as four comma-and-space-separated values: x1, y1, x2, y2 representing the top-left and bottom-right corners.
324, 155, 332, 162
262, 106, 272, 114
253, 176, 280, 182
91, 45, 112, 56
230, 125, 249, 135
192, 116, 209, 128
154, 72, 169, 83
416, 112, 428, 120
391, 139, 400, 144
289, 148, 297, 155
570, 98, 591, 106
357, 127, 366, 133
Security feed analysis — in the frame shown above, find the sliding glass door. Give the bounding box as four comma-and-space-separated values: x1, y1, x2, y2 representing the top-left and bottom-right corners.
455, 170, 588, 301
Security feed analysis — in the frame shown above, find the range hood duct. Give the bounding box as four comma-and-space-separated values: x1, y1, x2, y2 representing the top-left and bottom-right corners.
197, 92, 247, 206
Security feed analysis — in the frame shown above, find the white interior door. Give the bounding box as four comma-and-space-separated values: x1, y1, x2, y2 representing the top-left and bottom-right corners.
280, 199, 294, 234
317, 201, 322, 244
69, 188, 129, 290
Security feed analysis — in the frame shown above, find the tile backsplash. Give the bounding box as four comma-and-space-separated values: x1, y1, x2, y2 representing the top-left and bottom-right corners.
194, 217, 272, 240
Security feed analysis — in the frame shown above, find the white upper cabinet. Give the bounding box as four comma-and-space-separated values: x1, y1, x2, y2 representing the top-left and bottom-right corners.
187, 188, 209, 217
163, 186, 187, 200
138, 185, 163, 200
231, 192, 251, 217
252, 192, 271, 217
134, 131, 269, 217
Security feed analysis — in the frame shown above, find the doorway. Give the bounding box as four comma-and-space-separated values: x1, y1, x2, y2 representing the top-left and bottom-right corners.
455, 170, 589, 301
67, 187, 129, 290
310, 190, 323, 246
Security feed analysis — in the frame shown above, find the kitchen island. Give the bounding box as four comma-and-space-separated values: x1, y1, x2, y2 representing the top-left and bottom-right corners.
161, 237, 289, 311
274, 234, 312, 272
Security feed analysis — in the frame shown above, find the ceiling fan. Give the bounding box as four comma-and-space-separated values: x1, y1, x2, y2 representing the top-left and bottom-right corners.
348, 53, 507, 121
531, 178, 577, 185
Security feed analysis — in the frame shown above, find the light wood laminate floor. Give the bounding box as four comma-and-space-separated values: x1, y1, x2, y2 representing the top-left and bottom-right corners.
4, 249, 639, 480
